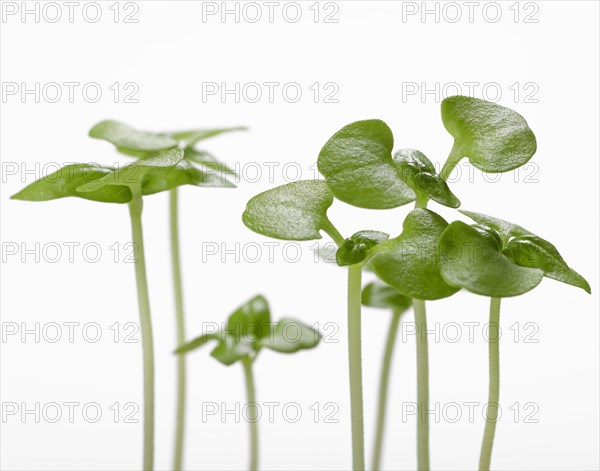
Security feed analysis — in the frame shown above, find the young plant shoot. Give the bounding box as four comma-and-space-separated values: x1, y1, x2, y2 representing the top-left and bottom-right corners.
361, 281, 412, 471
243, 96, 578, 471
438, 210, 590, 470
10, 147, 225, 471
175, 295, 321, 471
88, 120, 244, 470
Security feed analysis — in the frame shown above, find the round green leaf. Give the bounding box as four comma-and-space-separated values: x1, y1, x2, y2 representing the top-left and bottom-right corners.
89, 120, 178, 154
394, 149, 460, 208
441, 96, 537, 172
371, 209, 460, 300
439, 221, 544, 297
242, 180, 334, 241
336, 230, 389, 267
361, 281, 412, 312
226, 295, 272, 342
11, 164, 132, 204
317, 120, 415, 209
259, 318, 321, 353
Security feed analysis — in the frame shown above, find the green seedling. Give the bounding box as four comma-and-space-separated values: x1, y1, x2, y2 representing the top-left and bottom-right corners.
362, 281, 412, 471
10, 147, 209, 470
175, 295, 321, 471
89, 120, 244, 470
243, 96, 560, 471
438, 210, 590, 469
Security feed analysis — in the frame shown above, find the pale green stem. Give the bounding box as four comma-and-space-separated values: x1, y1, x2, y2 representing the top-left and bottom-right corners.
439, 143, 463, 182
321, 216, 345, 247
371, 309, 402, 471
348, 264, 365, 471
128, 190, 155, 471
242, 357, 259, 471
412, 194, 430, 470
479, 297, 501, 471
413, 299, 429, 471
170, 188, 186, 471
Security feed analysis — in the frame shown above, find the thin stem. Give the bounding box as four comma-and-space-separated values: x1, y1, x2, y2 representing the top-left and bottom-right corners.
321, 216, 345, 247
413, 299, 429, 471
371, 309, 403, 471
348, 264, 365, 471
128, 191, 155, 471
439, 143, 463, 182
479, 297, 501, 471
170, 188, 187, 471
242, 357, 259, 471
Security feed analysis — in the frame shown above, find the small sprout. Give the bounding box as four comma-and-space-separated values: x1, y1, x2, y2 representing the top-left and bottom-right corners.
393, 149, 460, 208
89, 120, 245, 469
11, 146, 192, 471
371, 209, 460, 300
176, 295, 321, 362
317, 119, 415, 209
242, 180, 334, 241
441, 96, 537, 174
176, 295, 320, 471
336, 231, 389, 267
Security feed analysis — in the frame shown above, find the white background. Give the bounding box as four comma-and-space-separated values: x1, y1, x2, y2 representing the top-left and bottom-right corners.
1, 1, 598, 470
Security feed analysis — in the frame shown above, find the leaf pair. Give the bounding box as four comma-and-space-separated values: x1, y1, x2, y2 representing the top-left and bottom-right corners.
90, 120, 243, 182
11, 148, 192, 204
317, 120, 461, 210
438, 211, 591, 297
175, 295, 321, 365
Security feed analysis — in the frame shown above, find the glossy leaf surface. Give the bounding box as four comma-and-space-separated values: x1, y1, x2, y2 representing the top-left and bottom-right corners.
242, 180, 334, 241
317, 120, 415, 209
439, 221, 544, 297
394, 149, 460, 208
461, 210, 590, 293
336, 230, 389, 267
441, 96, 537, 172
371, 209, 460, 300
171, 127, 246, 147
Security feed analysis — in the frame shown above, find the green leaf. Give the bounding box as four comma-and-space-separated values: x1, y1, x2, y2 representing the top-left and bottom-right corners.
317, 120, 415, 209
172, 127, 247, 147
11, 164, 132, 204
89, 120, 178, 154
76, 148, 184, 194
259, 318, 321, 353
394, 149, 460, 208
459, 209, 530, 244
439, 221, 544, 297
226, 295, 272, 344
184, 148, 236, 175
242, 180, 334, 241
361, 281, 412, 312
371, 209, 460, 300
441, 96, 537, 172
142, 161, 235, 195
174, 333, 220, 355
210, 335, 253, 366
460, 210, 590, 293
336, 230, 389, 267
